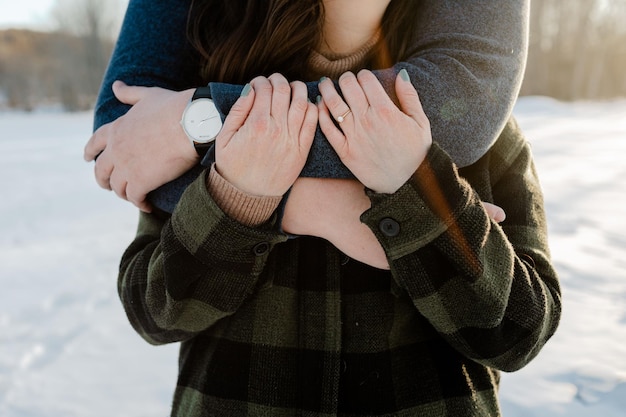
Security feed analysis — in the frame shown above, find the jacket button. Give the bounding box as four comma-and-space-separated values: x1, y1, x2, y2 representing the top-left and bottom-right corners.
379, 218, 400, 237
252, 242, 270, 256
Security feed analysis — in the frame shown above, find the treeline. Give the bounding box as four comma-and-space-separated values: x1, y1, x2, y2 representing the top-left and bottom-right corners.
0, 29, 113, 111
1, 0, 625, 111
521, 0, 626, 100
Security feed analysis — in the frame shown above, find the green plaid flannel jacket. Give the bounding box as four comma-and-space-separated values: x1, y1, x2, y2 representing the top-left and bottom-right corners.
118, 117, 561, 416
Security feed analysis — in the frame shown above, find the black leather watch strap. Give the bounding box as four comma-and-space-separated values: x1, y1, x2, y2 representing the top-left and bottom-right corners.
192, 86, 213, 101
191, 86, 215, 157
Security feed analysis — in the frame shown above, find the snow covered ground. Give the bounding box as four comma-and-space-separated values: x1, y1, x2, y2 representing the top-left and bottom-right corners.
0, 97, 625, 416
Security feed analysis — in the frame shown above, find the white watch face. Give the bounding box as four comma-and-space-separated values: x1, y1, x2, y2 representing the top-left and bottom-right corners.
182, 98, 222, 143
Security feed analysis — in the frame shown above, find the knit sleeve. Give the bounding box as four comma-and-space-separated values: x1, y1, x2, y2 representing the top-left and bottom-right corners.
379, 0, 529, 166
117, 169, 288, 345
360, 119, 561, 372
93, 0, 202, 131
207, 164, 282, 227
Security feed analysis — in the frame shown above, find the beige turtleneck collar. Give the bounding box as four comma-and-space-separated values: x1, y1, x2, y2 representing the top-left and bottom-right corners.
306, 31, 381, 80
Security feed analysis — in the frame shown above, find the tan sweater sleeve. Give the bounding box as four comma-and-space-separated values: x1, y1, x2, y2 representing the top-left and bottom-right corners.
206, 164, 282, 227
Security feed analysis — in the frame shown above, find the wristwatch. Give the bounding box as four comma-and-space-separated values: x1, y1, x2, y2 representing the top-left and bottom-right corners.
180, 87, 222, 156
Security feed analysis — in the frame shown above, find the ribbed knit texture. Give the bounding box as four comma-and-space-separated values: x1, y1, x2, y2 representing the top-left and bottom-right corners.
207, 164, 282, 227
307, 31, 381, 80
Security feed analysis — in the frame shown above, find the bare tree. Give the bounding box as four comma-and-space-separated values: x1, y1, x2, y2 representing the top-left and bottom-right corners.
522, 0, 626, 100
50, 0, 121, 109
51, 0, 122, 40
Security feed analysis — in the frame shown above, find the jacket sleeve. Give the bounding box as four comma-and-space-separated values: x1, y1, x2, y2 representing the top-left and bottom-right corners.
360, 119, 561, 372
94, 0, 528, 167
118, 170, 288, 345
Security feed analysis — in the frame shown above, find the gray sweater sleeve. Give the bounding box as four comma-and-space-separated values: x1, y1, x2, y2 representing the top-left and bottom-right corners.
94, 0, 528, 168
389, 0, 529, 166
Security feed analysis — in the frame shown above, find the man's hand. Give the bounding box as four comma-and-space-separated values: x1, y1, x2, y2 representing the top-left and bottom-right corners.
84, 82, 197, 212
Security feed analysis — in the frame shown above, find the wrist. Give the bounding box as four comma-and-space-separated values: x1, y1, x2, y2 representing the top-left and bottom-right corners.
282, 178, 368, 238
171, 89, 198, 161
207, 164, 282, 227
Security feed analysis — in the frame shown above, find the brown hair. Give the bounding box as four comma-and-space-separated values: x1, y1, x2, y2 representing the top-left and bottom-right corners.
187, 0, 419, 84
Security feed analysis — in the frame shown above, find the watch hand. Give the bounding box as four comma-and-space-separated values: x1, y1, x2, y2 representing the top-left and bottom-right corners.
198, 115, 219, 126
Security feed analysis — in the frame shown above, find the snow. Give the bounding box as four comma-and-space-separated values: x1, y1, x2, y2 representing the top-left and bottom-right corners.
0, 97, 625, 416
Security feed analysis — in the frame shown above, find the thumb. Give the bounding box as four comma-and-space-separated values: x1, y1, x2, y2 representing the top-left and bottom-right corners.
395, 69, 429, 127
112, 80, 149, 105
482, 202, 506, 223
219, 83, 255, 142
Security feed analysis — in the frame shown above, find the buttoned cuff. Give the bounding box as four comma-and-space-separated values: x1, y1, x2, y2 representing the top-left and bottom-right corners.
361, 143, 472, 260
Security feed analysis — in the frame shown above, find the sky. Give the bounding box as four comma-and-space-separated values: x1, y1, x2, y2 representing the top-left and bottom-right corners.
0, 0, 57, 29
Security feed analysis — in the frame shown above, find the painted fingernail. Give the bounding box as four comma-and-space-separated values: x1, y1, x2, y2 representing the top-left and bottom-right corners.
319, 76, 328, 83
316, 95, 322, 104
399, 68, 410, 82
240, 83, 252, 97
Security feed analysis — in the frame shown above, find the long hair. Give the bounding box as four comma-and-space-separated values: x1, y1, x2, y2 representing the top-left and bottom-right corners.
187, 0, 419, 84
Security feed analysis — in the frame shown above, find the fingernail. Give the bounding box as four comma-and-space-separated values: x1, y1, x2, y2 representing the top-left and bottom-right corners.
316, 95, 322, 104
319, 76, 328, 84
240, 83, 252, 97
399, 69, 410, 82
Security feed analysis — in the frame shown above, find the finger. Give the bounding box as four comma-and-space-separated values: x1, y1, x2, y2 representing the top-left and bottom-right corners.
337, 71, 368, 115
268, 73, 291, 121
395, 69, 429, 127
356, 69, 393, 109
287, 81, 310, 135
93, 149, 114, 190
112, 80, 152, 106
318, 77, 353, 126
249, 76, 273, 119
109, 169, 128, 201
299, 99, 318, 151
136, 200, 153, 213
317, 96, 347, 159
482, 202, 506, 223
84, 127, 110, 161
126, 183, 152, 213
218, 83, 256, 143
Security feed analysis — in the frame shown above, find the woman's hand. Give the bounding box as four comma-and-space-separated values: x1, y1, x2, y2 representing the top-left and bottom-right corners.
215, 74, 318, 197
285, 68, 505, 269
84, 81, 197, 212
318, 69, 432, 194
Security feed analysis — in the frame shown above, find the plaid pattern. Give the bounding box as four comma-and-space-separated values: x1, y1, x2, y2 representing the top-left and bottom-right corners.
118, 118, 561, 416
